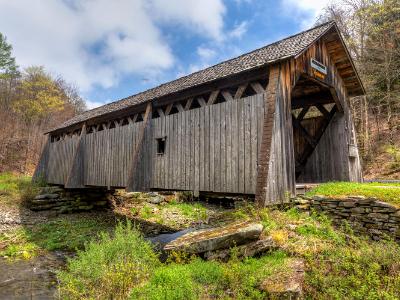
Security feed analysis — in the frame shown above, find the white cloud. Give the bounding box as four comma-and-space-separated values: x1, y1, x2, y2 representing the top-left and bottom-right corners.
85, 99, 105, 110
197, 46, 217, 61
282, 0, 331, 28
149, 0, 226, 41
0, 0, 226, 94
229, 21, 249, 39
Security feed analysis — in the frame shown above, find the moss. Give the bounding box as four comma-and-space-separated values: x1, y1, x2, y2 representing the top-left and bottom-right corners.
305, 181, 400, 206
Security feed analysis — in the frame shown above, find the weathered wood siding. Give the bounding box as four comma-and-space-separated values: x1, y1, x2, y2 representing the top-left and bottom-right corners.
298, 109, 362, 183
39, 33, 362, 205
46, 135, 80, 185
152, 93, 265, 194
83, 121, 145, 188
44, 93, 265, 193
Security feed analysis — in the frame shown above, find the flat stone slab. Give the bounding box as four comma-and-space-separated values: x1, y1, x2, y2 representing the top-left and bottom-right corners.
164, 221, 263, 254
204, 237, 275, 261
34, 194, 59, 200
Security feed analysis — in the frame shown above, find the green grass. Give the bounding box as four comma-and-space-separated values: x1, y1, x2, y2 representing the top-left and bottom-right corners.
58, 222, 160, 300
130, 251, 289, 300
165, 201, 208, 220
54, 207, 400, 300
0, 216, 116, 259
0, 172, 38, 205
306, 181, 400, 206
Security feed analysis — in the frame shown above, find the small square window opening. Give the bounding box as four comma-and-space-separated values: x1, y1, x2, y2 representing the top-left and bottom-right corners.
156, 137, 166, 155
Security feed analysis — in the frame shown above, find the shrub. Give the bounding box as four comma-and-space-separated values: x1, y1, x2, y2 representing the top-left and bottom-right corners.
58, 222, 160, 300
305, 239, 400, 299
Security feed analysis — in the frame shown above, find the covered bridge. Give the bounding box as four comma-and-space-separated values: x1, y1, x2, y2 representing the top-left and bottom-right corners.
34, 21, 364, 207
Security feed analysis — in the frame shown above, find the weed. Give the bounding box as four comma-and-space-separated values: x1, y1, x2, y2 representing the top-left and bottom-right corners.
58, 221, 160, 300
139, 204, 154, 219
0, 216, 115, 259
0, 172, 39, 206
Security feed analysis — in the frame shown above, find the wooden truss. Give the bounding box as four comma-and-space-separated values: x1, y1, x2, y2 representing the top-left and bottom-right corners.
293, 103, 338, 178
50, 78, 269, 142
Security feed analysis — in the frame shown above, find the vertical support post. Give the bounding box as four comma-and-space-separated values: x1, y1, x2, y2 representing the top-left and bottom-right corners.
65, 124, 86, 188
32, 134, 50, 184
126, 102, 153, 192
255, 65, 281, 207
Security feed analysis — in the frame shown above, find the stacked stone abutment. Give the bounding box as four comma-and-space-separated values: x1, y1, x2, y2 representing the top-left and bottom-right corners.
30, 187, 110, 213
294, 195, 400, 241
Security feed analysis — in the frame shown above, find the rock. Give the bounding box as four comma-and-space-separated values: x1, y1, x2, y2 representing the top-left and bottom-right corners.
260, 259, 305, 300
372, 201, 396, 208
148, 195, 165, 204
93, 200, 108, 206
123, 192, 141, 199
368, 213, 389, 220
294, 198, 310, 205
350, 207, 366, 214
164, 222, 263, 254
34, 194, 59, 200
39, 186, 64, 194
146, 192, 159, 197
339, 201, 356, 208
204, 237, 276, 261
312, 195, 327, 201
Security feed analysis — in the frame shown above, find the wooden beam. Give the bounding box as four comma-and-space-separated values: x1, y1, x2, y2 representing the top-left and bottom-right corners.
176, 103, 185, 112
207, 90, 219, 105
47, 67, 271, 136
128, 114, 138, 124
292, 115, 317, 148
297, 106, 310, 121
296, 105, 338, 178
157, 108, 165, 117
315, 104, 330, 118
255, 64, 280, 207
65, 123, 87, 188
197, 97, 207, 107
221, 90, 233, 101
165, 103, 173, 115
234, 83, 247, 99
291, 90, 334, 109
102, 122, 111, 130
185, 98, 193, 110
250, 81, 265, 94
126, 103, 152, 192
329, 87, 344, 113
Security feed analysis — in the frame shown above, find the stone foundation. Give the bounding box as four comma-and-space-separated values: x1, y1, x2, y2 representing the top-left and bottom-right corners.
294, 195, 400, 241
30, 187, 111, 213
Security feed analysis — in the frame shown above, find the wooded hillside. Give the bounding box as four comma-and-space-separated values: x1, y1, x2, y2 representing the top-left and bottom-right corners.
318, 0, 400, 178
0, 33, 86, 174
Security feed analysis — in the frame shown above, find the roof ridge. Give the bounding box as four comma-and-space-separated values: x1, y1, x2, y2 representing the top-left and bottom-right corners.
50, 21, 339, 133
80, 21, 335, 116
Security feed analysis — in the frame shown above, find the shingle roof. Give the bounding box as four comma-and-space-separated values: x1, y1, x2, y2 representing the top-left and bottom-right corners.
51, 21, 335, 133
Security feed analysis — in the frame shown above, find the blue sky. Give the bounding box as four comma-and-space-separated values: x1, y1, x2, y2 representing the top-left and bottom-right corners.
0, 0, 329, 109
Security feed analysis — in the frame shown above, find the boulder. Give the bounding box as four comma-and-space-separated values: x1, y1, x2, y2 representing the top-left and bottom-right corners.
204, 237, 275, 261
260, 259, 305, 300
34, 194, 59, 200
148, 195, 165, 204
164, 221, 263, 254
